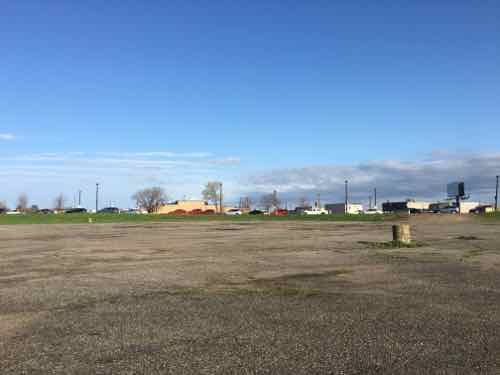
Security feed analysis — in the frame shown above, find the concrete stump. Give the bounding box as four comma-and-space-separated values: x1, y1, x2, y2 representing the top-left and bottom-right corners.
392, 224, 411, 244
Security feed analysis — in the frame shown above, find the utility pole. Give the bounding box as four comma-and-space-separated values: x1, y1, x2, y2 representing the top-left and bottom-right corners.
78, 190, 82, 207
317, 192, 321, 208
374, 188, 377, 208
219, 182, 223, 214
369, 195, 372, 210
345, 180, 349, 214
495, 175, 499, 212
95, 183, 99, 213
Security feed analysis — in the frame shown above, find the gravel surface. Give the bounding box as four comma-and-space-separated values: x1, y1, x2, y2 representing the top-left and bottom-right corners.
1, 216, 499, 374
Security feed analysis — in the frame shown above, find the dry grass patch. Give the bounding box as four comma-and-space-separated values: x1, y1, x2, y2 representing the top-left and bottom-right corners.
358, 240, 428, 249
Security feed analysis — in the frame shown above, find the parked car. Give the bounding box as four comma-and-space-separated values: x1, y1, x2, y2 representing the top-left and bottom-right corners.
65, 208, 87, 214
225, 208, 242, 216
6, 211, 22, 215
470, 205, 494, 214
437, 206, 458, 214
362, 208, 383, 215
168, 209, 187, 215
38, 209, 54, 214
270, 209, 288, 216
304, 207, 328, 215
98, 207, 120, 214
190, 209, 205, 215
249, 209, 264, 215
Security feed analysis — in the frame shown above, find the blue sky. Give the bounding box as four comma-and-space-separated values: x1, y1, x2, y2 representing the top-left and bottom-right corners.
1, 1, 499, 208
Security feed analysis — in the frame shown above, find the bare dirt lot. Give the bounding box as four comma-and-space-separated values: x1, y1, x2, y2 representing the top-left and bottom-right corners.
1, 216, 500, 374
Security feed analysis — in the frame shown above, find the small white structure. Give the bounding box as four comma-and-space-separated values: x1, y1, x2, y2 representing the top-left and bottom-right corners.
325, 203, 363, 214
304, 207, 328, 215
383, 200, 431, 214
407, 201, 431, 211
225, 208, 243, 216
459, 201, 479, 214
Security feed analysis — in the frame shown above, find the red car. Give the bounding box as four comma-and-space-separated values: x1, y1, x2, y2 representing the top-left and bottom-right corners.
271, 209, 288, 216
168, 209, 187, 215
189, 209, 204, 215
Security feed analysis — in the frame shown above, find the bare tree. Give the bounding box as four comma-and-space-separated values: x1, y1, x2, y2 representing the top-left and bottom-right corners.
54, 193, 66, 210
0, 200, 8, 213
16, 193, 28, 212
239, 196, 252, 209
132, 187, 167, 213
202, 181, 223, 212
297, 196, 310, 208
260, 190, 281, 211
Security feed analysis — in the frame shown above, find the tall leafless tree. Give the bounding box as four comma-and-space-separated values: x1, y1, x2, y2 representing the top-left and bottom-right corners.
260, 190, 281, 211
54, 193, 66, 210
16, 193, 28, 212
132, 187, 167, 213
239, 196, 252, 209
0, 200, 8, 213
202, 181, 223, 212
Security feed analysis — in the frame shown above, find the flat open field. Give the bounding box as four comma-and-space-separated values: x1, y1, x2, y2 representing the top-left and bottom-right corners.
1, 215, 499, 374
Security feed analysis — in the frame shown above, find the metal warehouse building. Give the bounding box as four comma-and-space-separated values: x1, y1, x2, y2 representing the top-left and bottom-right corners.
382, 200, 431, 214
325, 203, 363, 214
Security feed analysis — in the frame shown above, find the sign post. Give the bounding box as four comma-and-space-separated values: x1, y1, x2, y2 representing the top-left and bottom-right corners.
447, 182, 466, 214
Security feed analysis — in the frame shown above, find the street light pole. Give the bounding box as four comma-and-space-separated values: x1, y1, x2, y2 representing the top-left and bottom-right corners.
219, 182, 223, 214
495, 175, 499, 212
96, 183, 99, 212
345, 180, 349, 214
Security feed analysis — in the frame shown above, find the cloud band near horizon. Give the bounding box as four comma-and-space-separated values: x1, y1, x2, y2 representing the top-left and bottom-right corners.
244, 152, 500, 204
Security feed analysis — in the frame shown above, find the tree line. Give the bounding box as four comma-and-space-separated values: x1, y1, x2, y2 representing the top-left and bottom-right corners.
131, 183, 308, 213
1, 184, 312, 214
0, 192, 67, 213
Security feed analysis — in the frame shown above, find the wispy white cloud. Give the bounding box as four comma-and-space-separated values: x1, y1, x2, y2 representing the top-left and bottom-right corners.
0, 150, 243, 207
3, 151, 234, 167
0, 133, 15, 140
207, 157, 241, 166
95, 151, 214, 158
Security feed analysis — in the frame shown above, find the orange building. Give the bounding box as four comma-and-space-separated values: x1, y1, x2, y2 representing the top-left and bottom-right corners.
156, 200, 217, 214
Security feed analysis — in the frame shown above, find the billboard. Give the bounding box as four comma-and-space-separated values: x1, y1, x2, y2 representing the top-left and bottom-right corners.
447, 182, 465, 197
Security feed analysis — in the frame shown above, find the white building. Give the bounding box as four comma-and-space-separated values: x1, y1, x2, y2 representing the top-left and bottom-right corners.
325, 203, 363, 214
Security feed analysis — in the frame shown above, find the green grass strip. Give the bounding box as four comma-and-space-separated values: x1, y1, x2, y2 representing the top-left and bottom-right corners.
0, 213, 393, 225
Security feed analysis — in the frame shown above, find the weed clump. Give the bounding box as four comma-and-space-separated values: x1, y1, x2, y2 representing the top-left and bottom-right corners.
359, 240, 427, 249
456, 235, 480, 240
